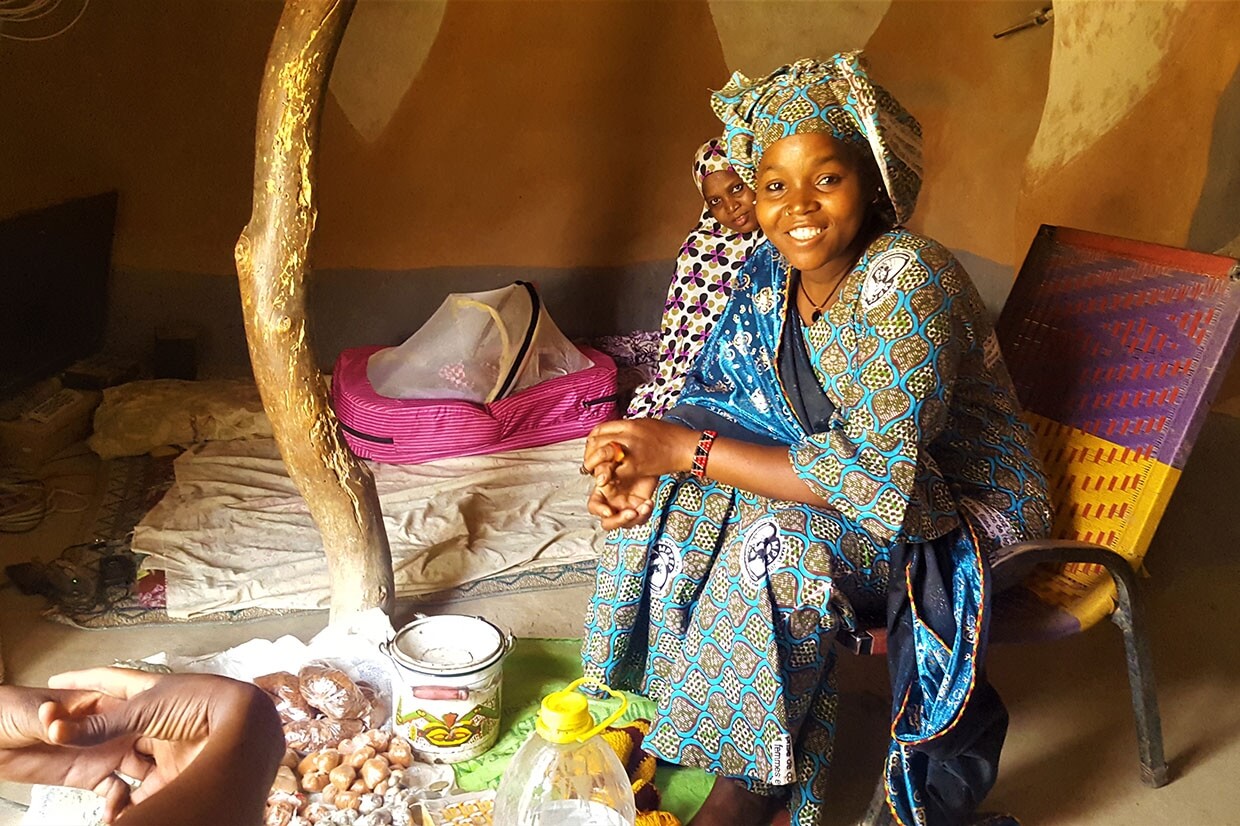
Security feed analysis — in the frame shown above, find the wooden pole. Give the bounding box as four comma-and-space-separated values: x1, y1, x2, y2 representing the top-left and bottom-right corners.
235, 0, 394, 622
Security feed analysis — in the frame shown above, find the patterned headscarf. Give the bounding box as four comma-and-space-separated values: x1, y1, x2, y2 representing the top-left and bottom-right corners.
692, 138, 733, 196
710, 52, 923, 225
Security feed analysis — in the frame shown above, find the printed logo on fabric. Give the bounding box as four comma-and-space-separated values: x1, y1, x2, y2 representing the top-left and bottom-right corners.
861, 250, 913, 309
740, 516, 783, 586
650, 537, 683, 598
771, 732, 795, 785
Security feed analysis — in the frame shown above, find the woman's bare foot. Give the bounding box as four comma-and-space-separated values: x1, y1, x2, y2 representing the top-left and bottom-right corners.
687, 777, 786, 826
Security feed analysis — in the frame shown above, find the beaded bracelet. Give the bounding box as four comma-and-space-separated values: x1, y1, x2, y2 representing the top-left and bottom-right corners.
690, 429, 718, 480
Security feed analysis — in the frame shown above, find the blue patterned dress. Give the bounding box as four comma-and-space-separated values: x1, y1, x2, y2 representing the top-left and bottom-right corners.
582, 229, 1052, 826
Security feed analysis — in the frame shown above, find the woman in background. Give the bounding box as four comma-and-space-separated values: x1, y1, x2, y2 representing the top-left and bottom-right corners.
626, 139, 764, 419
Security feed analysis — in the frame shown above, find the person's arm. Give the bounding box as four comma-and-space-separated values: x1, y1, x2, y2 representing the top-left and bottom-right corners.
0, 685, 136, 819
587, 420, 821, 502
45, 669, 284, 826
787, 249, 964, 543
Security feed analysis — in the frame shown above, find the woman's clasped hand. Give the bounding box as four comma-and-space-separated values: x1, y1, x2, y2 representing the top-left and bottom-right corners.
582, 418, 699, 530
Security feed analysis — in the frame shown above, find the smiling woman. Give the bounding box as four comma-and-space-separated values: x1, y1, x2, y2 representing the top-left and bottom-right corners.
700, 167, 757, 234
580, 54, 1051, 826
755, 134, 878, 322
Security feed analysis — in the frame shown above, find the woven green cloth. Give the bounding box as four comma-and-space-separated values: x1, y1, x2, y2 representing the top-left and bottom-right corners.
450, 638, 713, 822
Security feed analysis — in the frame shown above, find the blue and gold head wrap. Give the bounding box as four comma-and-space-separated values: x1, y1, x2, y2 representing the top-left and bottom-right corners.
710, 52, 923, 225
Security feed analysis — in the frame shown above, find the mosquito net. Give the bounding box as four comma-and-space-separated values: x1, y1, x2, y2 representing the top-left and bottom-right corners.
366, 282, 593, 403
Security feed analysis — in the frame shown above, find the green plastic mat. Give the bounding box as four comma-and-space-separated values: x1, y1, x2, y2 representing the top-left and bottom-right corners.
451, 638, 712, 822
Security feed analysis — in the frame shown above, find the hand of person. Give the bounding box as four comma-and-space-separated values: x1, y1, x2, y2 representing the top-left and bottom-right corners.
584, 418, 697, 482
0, 685, 141, 821
588, 474, 658, 530
582, 418, 696, 530
42, 668, 284, 825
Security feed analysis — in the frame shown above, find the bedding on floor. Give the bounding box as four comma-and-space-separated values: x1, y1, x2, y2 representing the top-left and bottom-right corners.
132, 436, 603, 618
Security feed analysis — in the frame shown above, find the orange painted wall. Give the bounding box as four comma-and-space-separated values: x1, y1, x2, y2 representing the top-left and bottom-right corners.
3, 1, 1239, 406
1016, 2, 1240, 255
0, 0, 729, 276
865, 0, 1052, 269
313, 0, 727, 271
0, 0, 280, 276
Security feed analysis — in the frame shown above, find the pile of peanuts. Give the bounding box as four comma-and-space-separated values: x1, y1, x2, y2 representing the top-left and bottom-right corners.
266, 727, 430, 826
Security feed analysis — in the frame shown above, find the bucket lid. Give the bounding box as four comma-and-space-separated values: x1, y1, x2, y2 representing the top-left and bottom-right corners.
389, 615, 509, 676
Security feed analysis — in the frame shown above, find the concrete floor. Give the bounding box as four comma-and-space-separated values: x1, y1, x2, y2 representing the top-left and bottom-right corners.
2, 415, 1239, 824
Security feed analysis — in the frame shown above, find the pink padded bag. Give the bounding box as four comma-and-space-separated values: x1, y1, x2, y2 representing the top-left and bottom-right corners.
332, 344, 617, 464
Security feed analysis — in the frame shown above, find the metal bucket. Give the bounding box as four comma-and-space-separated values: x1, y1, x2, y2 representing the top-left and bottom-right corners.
381, 614, 514, 763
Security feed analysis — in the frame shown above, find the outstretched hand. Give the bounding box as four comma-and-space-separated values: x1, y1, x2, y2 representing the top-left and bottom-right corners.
44, 669, 216, 807
0, 685, 140, 821
0, 668, 284, 825
41, 668, 283, 825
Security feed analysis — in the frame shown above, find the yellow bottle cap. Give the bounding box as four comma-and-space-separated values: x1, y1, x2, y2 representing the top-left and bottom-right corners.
535, 688, 595, 744
533, 679, 629, 745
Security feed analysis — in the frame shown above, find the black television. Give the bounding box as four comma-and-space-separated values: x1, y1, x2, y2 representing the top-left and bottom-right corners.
0, 192, 117, 398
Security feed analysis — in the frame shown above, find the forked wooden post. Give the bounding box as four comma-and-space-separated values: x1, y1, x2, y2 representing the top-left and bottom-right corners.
234, 0, 394, 622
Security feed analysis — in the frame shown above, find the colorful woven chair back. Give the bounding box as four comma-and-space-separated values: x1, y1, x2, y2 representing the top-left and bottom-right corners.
995, 226, 1240, 637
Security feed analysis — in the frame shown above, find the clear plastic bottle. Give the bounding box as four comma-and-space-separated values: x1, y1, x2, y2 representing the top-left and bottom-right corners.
493, 678, 637, 826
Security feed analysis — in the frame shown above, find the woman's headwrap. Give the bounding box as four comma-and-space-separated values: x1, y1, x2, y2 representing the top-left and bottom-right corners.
710, 52, 923, 225
692, 138, 734, 196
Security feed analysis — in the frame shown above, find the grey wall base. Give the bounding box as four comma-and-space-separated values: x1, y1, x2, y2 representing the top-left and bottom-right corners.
103, 248, 1011, 380
105, 261, 674, 378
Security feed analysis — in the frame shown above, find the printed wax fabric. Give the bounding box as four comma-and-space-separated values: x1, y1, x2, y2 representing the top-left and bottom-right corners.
583, 230, 1052, 826
627, 139, 763, 419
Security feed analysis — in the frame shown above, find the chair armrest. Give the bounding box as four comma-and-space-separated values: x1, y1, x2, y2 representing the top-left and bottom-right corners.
840, 540, 1142, 656
992, 539, 1140, 595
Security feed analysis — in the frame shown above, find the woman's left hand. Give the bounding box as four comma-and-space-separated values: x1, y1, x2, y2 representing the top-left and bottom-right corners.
588, 475, 658, 530
583, 418, 697, 482
581, 418, 697, 531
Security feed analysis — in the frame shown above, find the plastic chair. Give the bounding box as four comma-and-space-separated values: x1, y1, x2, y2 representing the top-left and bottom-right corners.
843, 225, 1240, 824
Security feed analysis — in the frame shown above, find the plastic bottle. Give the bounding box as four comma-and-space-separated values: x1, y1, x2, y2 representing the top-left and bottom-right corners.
493, 678, 637, 826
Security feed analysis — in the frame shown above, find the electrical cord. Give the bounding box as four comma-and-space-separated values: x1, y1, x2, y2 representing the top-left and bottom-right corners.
0, 0, 91, 42
0, 470, 89, 532
0, 472, 47, 532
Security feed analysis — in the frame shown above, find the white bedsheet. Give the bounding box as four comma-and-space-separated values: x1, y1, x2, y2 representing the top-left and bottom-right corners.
132, 437, 603, 618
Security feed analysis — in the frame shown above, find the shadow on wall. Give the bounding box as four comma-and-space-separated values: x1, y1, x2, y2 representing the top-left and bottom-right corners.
951, 248, 1015, 318
1188, 60, 1240, 256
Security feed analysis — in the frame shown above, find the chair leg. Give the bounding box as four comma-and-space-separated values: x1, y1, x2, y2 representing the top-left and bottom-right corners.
1103, 558, 1170, 787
